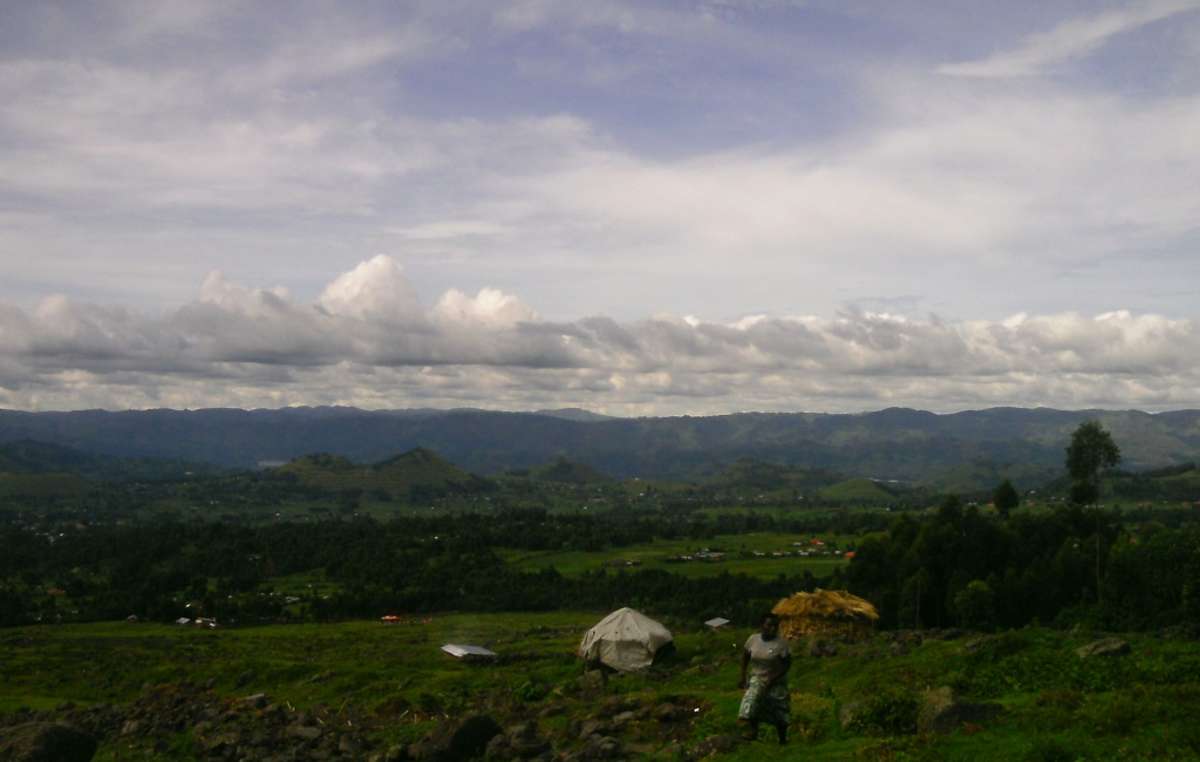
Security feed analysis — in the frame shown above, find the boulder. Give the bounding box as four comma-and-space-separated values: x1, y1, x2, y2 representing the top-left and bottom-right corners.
577, 719, 610, 740
286, 724, 322, 742
689, 734, 739, 758
413, 714, 502, 761
1076, 637, 1130, 659
504, 721, 550, 759
611, 711, 638, 727
0, 722, 97, 762
918, 686, 1003, 734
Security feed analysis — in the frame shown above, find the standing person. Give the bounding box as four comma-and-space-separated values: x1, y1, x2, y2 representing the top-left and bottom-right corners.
737, 612, 791, 744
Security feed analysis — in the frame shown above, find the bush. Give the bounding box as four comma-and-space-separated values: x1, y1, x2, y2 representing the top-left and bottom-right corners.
1079, 692, 1143, 736
1025, 736, 1075, 762
847, 688, 919, 736
790, 692, 836, 742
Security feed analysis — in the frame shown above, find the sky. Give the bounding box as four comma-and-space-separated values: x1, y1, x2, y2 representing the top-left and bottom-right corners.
1, 0, 1199, 415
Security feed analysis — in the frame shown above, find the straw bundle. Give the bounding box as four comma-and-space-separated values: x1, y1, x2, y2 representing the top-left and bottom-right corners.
772, 588, 879, 641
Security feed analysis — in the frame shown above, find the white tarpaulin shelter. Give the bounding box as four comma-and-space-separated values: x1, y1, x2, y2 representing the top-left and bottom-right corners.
441, 643, 498, 661
578, 607, 673, 672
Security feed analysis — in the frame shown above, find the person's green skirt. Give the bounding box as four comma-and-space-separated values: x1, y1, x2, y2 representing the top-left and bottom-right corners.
738, 675, 790, 726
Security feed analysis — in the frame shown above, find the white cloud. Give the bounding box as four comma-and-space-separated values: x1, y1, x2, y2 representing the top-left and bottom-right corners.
2, 258, 1200, 413
317, 255, 425, 323
433, 288, 538, 326
938, 0, 1200, 78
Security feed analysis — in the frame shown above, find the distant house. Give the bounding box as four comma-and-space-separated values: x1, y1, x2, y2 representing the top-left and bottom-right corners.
380, 615, 402, 624
175, 617, 191, 626
704, 617, 731, 630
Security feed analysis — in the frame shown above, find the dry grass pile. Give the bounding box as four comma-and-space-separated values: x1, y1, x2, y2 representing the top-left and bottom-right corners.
772, 588, 879, 641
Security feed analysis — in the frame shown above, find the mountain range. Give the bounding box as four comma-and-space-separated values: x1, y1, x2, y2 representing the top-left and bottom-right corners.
1, 406, 1198, 490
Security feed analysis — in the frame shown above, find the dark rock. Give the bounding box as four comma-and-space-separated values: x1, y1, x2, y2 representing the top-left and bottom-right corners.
578, 719, 609, 740
653, 703, 680, 722
598, 696, 637, 715
240, 693, 269, 708
808, 639, 838, 657
504, 721, 550, 759
0, 722, 97, 762
1076, 637, 1130, 659
413, 714, 501, 761
918, 686, 1003, 734
383, 744, 410, 761
611, 711, 637, 726
578, 670, 606, 695
450, 715, 503, 759
235, 670, 255, 688
286, 724, 322, 742
484, 734, 511, 761
690, 734, 739, 758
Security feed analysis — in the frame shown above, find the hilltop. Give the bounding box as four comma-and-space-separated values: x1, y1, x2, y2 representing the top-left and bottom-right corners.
272, 447, 489, 501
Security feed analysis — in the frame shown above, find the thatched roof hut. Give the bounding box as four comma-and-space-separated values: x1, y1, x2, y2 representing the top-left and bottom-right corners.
772, 588, 879, 641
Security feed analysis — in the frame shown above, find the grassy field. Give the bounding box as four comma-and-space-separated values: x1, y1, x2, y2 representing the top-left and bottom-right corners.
4, 615, 1200, 760
498, 532, 855, 579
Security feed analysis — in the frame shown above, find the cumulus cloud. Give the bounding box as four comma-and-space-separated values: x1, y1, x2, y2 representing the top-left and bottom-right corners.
318, 255, 425, 323
1, 256, 1199, 414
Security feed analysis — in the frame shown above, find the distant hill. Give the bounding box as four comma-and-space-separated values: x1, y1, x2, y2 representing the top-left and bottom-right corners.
272, 447, 489, 499
525, 457, 613, 484
0, 439, 216, 481
3, 406, 1200, 491
532, 408, 614, 422
817, 478, 899, 504
706, 458, 842, 492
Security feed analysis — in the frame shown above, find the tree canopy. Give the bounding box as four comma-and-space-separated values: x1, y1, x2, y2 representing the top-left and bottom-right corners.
1066, 421, 1121, 505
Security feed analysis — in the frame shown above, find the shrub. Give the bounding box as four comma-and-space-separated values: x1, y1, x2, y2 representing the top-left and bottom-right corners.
790, 692, 836, 742
1025, 736, 1075, 762
847, 688, 919, 736
1079, 692, 1143, 736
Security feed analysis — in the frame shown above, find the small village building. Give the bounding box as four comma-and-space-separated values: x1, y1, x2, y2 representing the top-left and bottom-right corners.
441, 643, 498, 661
772, 588, 879, 642
704, 617, 731, 630
380, 614, 402, 624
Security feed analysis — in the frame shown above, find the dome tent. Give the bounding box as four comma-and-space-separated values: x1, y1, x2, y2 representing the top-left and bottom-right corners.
578, 607, 674, 672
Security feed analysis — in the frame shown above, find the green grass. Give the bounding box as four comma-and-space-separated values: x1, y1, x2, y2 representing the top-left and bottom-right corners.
816, 478, 896, 503
5, 618, 1200, 760
6, 618, 1200, 760
498, 532, 854, 579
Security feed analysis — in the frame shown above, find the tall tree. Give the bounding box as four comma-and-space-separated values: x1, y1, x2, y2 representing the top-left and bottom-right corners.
1065, 420, 1120, 605
1065, 421, 1121, 506
992, 479, 1019, 518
